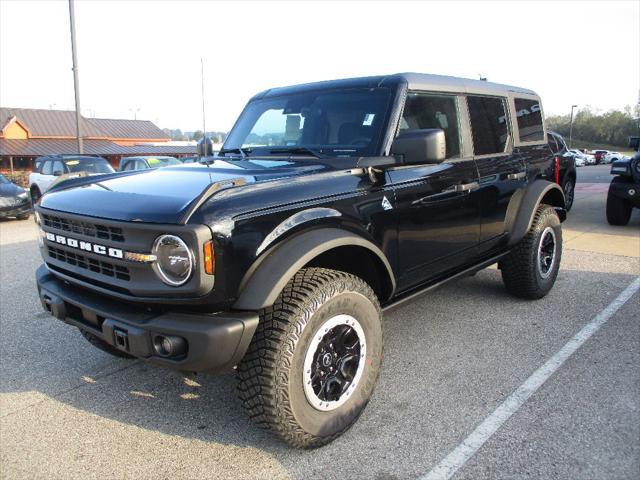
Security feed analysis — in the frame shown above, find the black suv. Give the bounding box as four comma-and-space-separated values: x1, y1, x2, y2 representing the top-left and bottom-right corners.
606, 137, 639, 225
35, 73, 566, 448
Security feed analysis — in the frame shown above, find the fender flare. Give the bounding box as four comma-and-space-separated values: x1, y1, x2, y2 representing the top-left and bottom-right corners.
506, 179, 566, 247
233, 228, 396, 310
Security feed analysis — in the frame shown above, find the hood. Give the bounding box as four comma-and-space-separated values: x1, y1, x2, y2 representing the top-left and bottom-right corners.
0, 181, 25, 198
39, 158, 334, 223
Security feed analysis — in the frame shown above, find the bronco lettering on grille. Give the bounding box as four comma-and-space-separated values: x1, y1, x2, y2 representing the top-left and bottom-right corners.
45, 232, 124, 259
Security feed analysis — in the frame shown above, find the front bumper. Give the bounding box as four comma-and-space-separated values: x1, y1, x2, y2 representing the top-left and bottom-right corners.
0, 201, 31, 219
36, 265, 259, 373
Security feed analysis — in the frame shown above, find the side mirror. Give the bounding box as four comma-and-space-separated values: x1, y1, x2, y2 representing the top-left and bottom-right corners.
197, 136, 214, 157
52, 170, 63, 177
391, 129, 446, 164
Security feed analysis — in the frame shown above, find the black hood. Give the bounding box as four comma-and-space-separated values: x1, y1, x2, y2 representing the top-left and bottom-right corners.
0, 181, 25, 198
39, 158, 338, 223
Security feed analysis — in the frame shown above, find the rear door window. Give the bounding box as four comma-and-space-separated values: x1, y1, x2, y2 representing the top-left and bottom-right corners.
467, 96, 509, 155
51, 160, 65, 175
400, 93, 461, 158
514, 98, 544, 142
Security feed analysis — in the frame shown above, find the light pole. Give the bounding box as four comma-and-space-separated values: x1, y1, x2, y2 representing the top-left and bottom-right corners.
68, 0, 83, 154
568, 104, 578, 148
129, 107, 140, 120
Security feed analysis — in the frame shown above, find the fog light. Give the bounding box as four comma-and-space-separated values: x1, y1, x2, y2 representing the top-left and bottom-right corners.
153, 335, 187, 358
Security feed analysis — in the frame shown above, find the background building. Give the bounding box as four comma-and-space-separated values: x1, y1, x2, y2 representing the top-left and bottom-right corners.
0, 107, 196, 176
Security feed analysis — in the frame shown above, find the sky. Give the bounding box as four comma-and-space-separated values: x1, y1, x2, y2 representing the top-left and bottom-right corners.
1, 0, 638, 132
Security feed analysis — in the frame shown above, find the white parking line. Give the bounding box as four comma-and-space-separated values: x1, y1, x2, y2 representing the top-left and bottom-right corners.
421, 276, 640, 480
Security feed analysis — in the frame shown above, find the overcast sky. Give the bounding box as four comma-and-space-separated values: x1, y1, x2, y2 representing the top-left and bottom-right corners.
1, 0, 638, 132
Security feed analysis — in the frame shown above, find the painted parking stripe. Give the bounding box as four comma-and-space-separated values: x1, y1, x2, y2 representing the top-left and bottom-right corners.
421, 276, 640, 480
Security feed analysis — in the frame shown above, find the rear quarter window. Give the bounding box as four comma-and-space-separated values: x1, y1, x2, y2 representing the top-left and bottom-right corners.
514, 98, 544, 142
467, 95, 509, 155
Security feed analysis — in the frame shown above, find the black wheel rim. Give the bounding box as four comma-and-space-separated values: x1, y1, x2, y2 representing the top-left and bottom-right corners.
564, 182, 574, 208
537, 227, 556, 279
303, 314, 366, 411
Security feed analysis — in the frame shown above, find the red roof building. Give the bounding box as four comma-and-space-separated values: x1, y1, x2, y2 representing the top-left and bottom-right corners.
0, 107, 195, 173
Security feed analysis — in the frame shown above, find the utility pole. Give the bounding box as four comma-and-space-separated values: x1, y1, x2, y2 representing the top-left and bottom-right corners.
568, 104, 578, 148
201, 57, 206, 137
68, 0, 83, 154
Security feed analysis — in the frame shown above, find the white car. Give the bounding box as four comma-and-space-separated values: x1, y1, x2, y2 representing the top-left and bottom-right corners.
603, 151, 629, 164
29, 155, 114, 203
567, 149, 593, 166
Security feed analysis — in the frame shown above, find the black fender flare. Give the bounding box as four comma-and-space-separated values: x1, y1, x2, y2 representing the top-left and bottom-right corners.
233, 228, 396, 310
505, 179, 566, 247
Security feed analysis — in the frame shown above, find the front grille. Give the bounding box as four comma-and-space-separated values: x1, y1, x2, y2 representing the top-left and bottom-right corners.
48, 246, 130, 281
42, 214, 125, 242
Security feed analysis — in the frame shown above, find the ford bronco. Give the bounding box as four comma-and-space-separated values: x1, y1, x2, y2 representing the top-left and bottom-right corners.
35, 73, 566, 448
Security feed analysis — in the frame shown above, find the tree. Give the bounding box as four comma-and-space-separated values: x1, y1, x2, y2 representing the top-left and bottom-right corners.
191, 130, 204, 141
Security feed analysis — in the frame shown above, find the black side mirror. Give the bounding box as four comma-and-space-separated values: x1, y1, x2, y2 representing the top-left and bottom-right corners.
197, 136, 214, 157
52, 170, 63, 177
391, 129, 446, 164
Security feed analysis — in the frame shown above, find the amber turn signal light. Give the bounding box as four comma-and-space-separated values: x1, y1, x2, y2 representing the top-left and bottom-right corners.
203, 240, 215, 275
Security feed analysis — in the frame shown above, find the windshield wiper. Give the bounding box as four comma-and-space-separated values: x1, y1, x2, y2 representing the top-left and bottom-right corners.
218, 147, 251, 158
268, 147, 325, 158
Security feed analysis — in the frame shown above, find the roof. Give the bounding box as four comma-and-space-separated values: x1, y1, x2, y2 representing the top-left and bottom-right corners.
256, 73, 538, 99
0, 139, 195, 157
0, 107, 169, 140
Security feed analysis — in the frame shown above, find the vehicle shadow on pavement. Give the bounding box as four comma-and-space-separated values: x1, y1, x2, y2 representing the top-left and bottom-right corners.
3, 263, 638, 464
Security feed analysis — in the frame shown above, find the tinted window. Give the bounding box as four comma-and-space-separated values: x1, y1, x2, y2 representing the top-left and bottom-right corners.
400, 93, 461, 158
41, 161, 53, 175
122, 160, 134, 171
514, 98, 544, 141
64, 157, 114, 174
224, 88, 393, 157
52, 160, 65, 174
467, 96, 509, 155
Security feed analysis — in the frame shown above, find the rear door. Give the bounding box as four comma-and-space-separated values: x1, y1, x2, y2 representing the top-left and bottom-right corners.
466, 95, 526, 253
388, 92, 481, 291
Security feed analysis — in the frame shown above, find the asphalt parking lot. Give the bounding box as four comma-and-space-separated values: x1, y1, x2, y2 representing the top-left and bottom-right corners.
1, 164, 638, 480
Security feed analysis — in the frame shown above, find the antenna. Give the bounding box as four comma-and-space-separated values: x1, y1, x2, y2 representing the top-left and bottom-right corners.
201, 57, 206, 136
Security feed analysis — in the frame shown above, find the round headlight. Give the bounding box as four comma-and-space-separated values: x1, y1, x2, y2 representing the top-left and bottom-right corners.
152, 234, 194, 286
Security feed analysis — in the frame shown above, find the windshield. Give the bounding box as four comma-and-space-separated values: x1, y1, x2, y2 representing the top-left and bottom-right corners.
224, 87, 394, 157
146, 157, 182, 167
64, 157, 114, 174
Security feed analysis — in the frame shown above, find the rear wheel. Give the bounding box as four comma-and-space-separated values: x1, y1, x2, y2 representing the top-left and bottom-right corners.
606, 181, 632, 226
501, 204, 562, 299
237, 268, 383, 448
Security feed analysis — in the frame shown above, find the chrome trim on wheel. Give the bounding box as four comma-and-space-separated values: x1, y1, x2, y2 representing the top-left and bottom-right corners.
537, 227, 557, 279
303, 314, 366, 412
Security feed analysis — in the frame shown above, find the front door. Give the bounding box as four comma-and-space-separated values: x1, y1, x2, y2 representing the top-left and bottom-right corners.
388, 92, 481, 291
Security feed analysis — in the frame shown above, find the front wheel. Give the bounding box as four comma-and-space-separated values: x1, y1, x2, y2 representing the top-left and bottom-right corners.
237, 268, 383, 448
606, 183, 632, 226
501, 204, 562, 299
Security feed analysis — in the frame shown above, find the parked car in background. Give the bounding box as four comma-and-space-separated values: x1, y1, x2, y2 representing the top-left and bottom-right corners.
119, 156, 181, 171
592, 150, 611, 164
567, 149, 594, 165
0, 173, 31, 220
29, 155, 114, 203
604, 151, 629, 164
548, 130, 578, 210
181, 156, 198, 164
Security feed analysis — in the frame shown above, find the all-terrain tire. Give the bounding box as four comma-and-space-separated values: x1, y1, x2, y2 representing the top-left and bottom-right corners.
501, 204, 562, 299
562, 177, 575, 212
236, 268, 383, 448
80, 329, 135, 359
606, 180, 632, 226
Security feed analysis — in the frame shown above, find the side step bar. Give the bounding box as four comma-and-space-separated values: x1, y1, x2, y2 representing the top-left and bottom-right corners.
382, 251, 509, 314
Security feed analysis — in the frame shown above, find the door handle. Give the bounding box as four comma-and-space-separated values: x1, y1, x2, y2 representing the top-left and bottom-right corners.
447, 182, 479, 193
507, 172, 526, 181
